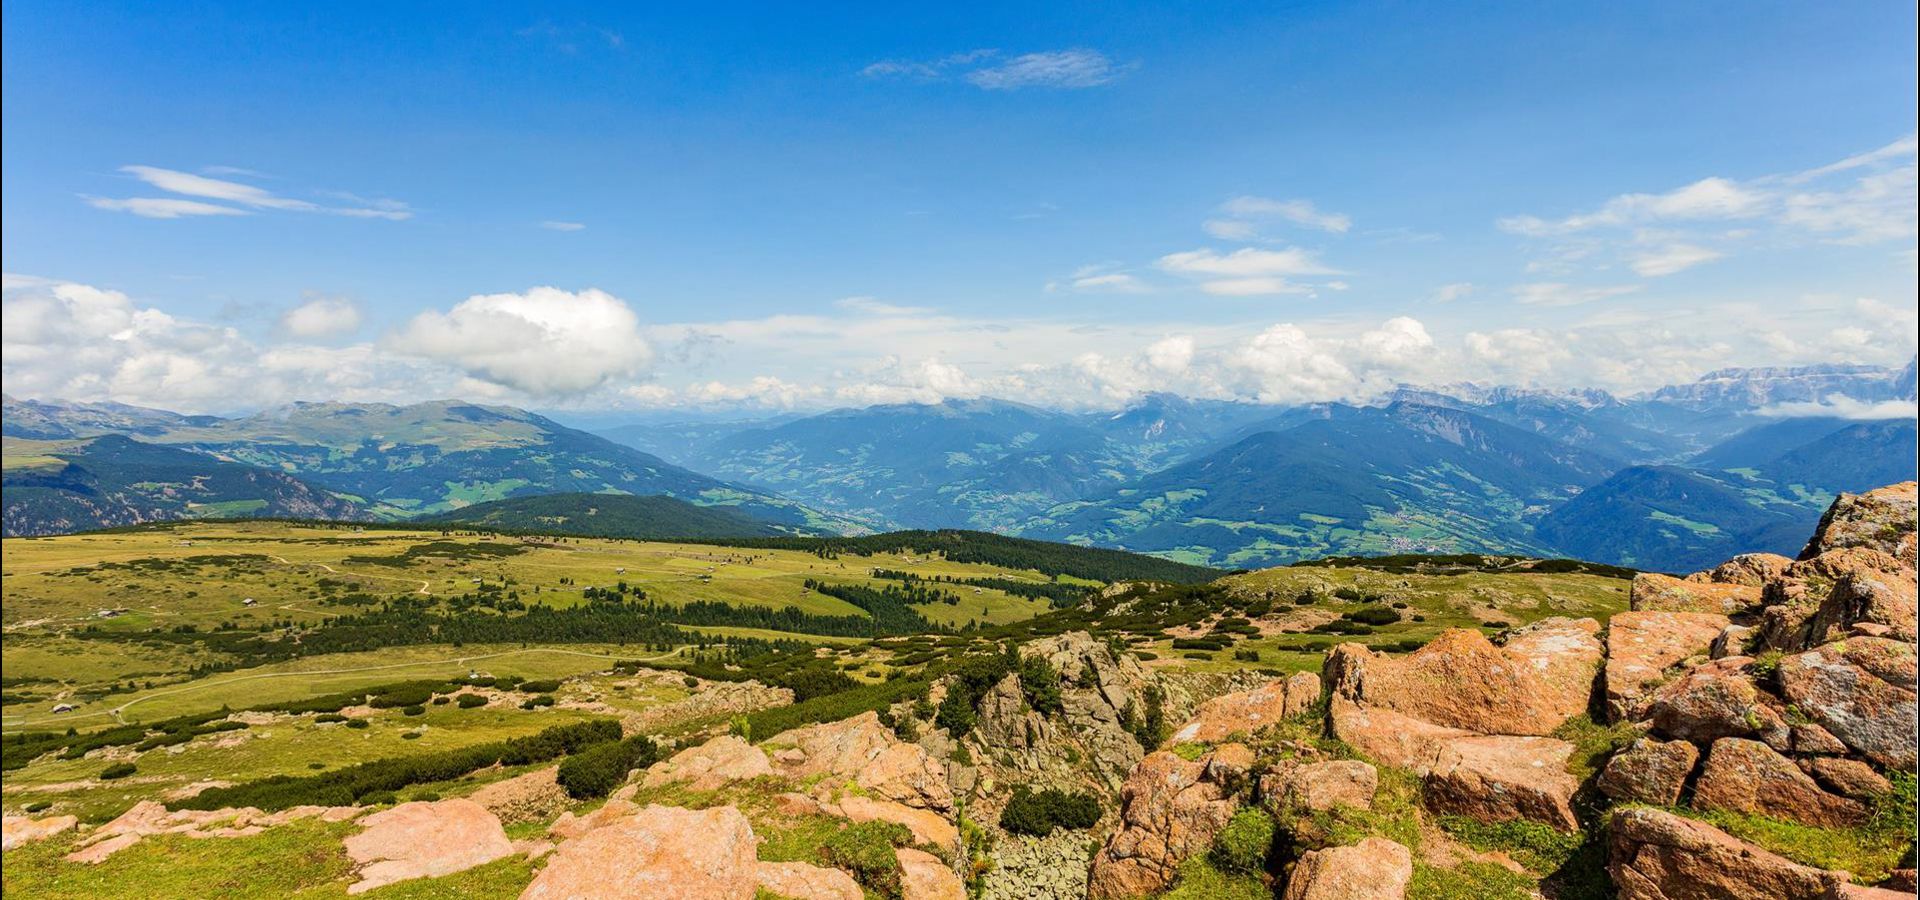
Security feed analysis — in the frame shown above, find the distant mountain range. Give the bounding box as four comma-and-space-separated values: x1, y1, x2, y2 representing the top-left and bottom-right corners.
4, 359, 1914, 570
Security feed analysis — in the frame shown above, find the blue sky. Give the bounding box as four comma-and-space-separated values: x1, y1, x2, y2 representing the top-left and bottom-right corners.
3, 1, 1915, 414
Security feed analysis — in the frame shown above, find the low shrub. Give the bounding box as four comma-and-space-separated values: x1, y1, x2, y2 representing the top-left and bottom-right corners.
456, 694, 488, 709
999, 786, 1103, 837
555, 733, 660, 800
314, 713, 349, 724
100, 762, 137, 780
821, 821, 913, 899
401, 705, 427, 716
1210, 808, 1276, 875
518, 680, 562, 694
344, 719, 371, 729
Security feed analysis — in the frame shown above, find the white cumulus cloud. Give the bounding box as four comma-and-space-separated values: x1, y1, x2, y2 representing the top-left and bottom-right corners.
391, 287, 653, 396
280, 296, 364, 339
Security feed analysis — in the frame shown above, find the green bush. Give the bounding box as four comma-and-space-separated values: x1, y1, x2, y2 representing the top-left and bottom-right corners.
518, 680, 562, 694
935, 688, 976, 736
556, 734, 660, 800
430, 696, 450, 705
1343, 606, 1400, 626
25, 801, 52, 813
999, 786, 1103, 836
401, 705, 427, 716
100, 762, 137, 780
456, 694, 488, 709
1017, 654, 1063, 715
1210, 808, 1276, 875
521, 695, 556, 709
367, 685, 438, 708
821, 821, 913, 899
314, 713, 349, 724
345, 718, 371, 729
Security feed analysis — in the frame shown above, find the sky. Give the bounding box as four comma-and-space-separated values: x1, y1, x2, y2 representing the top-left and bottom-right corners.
2, 1, 1916, 417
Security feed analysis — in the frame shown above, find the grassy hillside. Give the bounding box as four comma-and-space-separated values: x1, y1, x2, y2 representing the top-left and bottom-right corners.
418, 492, 790, 539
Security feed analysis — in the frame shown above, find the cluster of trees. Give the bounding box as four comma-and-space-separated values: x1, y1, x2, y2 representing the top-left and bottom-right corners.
999, 786, 1103, 836
801, 579, 946, 635
869, 569, 1093, 608
692, 529, 1221, 584
556, 733, 661, 799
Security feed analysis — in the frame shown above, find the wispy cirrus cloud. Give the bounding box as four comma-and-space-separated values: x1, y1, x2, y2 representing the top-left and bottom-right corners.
538, 220, 586, 232
1205, 196, 1352, 239
862, 48, 1129, 90
86, 166, 412, 221
1157, 247, 1340, 296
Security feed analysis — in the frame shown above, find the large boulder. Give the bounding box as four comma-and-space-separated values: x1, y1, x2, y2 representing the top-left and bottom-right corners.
1689, 553, 1796, 587
1631, 573, 1761, 615
1167, 675, 1318, 745
1806, 757, 1893, 801
1799, 482, 1918, 563
834, 795, 959, 852
1776, 637, 1918, 771
1422, 735, 1581, 831
1503, 617, 1607, 719
1086, 747, 1246, 899
469, 766, 570, 825
1327, 695, 1473, 774
1604, 611, 1731, 720
1261, 760, 1378, 813
1644, 657, 1790, 750
644, 736, 773, 791
1280, 836, 1413, 900
520, 804, 758, 900
767, 712, 953, 811
896, 847, 966, 900
755, 860, 863, 900
1609, 806, 1857, 900
2, 814, 78, 851
343, 799, 515, 895
1691, 738, 1867, 828
1597, 738, 1699, 807
1323, 627, 1595, 736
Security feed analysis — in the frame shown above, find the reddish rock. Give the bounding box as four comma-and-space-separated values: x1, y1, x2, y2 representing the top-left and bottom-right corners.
64, 833, 141, 864
2, 814, 77, 851
643, 735, 773, 791
344, 799, 515, 894
1806, 756, 1894, 801
1327, 695, 1472, 774
548, 798, 638, 840
1087, 748, 1245, 899
1609, 806, 1855, 900
1168, 677, 1313, 745
1692, 738, 1867, 828
1604, 611, 1730, 720
1689, 553, 1795, 587
1502, 617, 1606, 722
1645, 657, 1790, 750
1630, 573, 1761, 615
767, 712, 953, 811
1799, 482, 1917, 563
895, 847, 965, 900
1423, 735, 1581, 831
834, 795, 958, 851
1323, 629, 1591, 736
1261, 760, 1378, 813
1280, 836, 1413, 900
1791, 722, 1850, 755
1597, 738, 1699, 807
756, 860, 863, 900
1817, 552, 1919, 643
521, 804, 758, 900
469, 766, 569, 825
1777, 637, 1918, 771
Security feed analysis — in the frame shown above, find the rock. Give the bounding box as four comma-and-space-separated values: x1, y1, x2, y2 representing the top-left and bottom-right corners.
1167, 677, 1314, 745
1280, 836, 1413, 900
1261, 759, 1377, 813
1609, 806, 1856, 900
643, 735, 773, 791
1710, 624, 1757, 659
469, 766, 569, 825
1423, 735, 1581, 831
756, 860, 863, 900
1604, 611, 1731, 720
1597, 738, 1699, 807
835, 795, 958, 851
2, 814, 77, 851
1777, 637, 1918, 771
344, 799, 514, 894
977, 830, 1093, 900
767, 712, 953, 811
1086, 748, 1245, 899
1645, 657, 1790, 750
1690, 553, 1796, 587
1323, 628, 1594, 736
1327, 695, 1473, 774
1816, 551, 1920, 642
896, 847, 965, 900
1692, 738, 1867, 828
1631, 573, 1761, 615
1284, 672, 1321, 717
65, 833, 141, 864
547, 797, 638, 840
521, 804, 758, 900
1806, 756, 1894, 801
774, 792, 828, 817
1503, 617, 1607, 720
1799, 482, 1917, 563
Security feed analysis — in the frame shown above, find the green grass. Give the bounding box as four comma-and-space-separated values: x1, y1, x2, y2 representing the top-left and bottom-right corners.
1685, 771, 1916, 885
1409, 861, 1540, 900
1158, 856, 1271, 900
1550, 714, 1640, 782
0, 821, 357, 899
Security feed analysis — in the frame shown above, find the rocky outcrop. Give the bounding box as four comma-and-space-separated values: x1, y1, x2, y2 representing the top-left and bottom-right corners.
1423, 735, 1581, 831
644, 735, 774, 791
755, 860, 863, 900
1609, 807, 1863, 900
521, 804, 759, 900
1280, 836, 1413, 900
964, 631, 1157, 794
977, 830, 1094, 900
834, 795, 959, 851
1806, 756, 1893, 801
896, 847, 966, 900
1631, 573, 1761, 615
1323, 624, 1598, 736
1689, 553, 1796, 587
2, 814, 77, 851
1799, 482, 1917, 563
1776, 636, 1918, 771
1644, 657, 1790, 750
1691, 738, 1867, 828
1261, 759, 1377, 813
469, 766, 569, 825
767, 712, 953, 811
1167, 673, 1319, 745
1597, 737, 1698, 807
1086, 745, 1249, 899
1327, 695, 1473, 773
1604, 610, 1730, 719
343, 799, 514, 894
